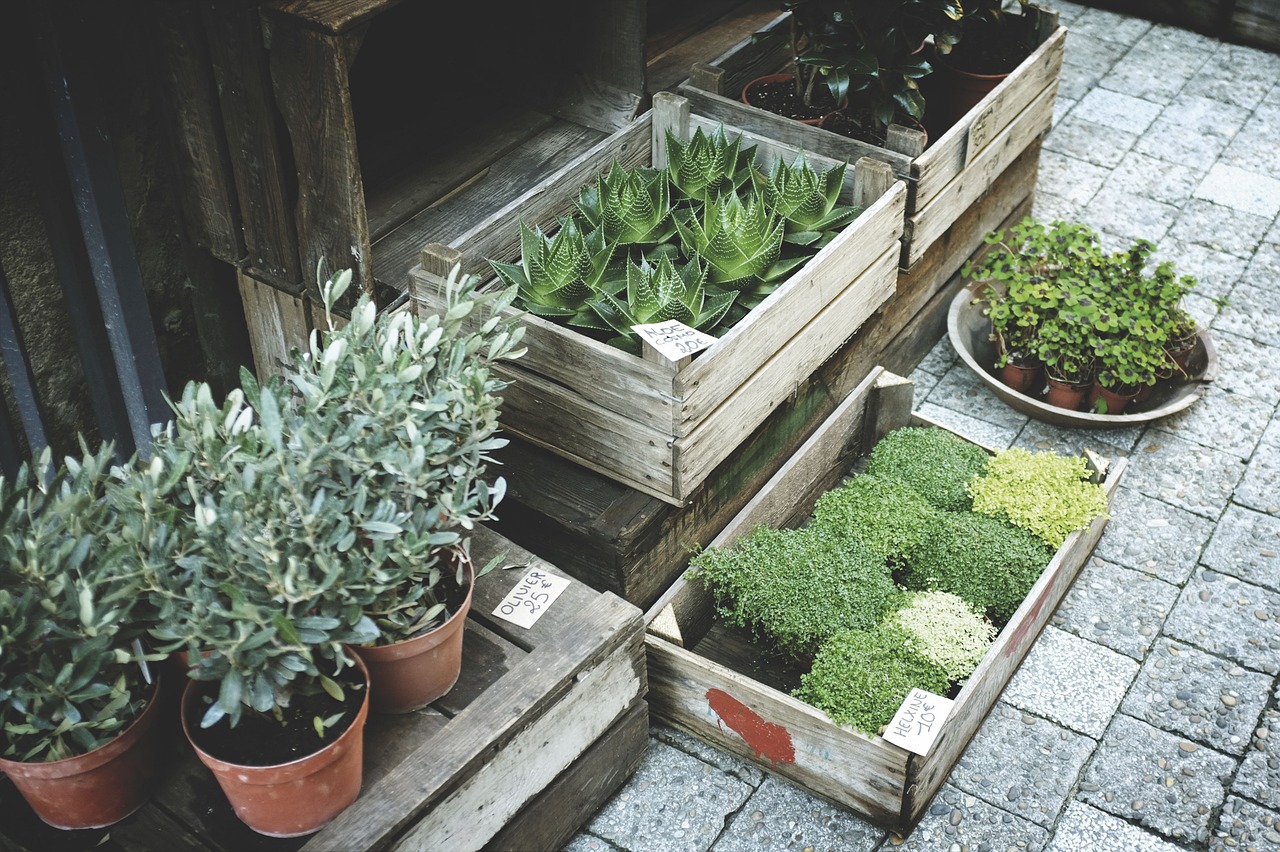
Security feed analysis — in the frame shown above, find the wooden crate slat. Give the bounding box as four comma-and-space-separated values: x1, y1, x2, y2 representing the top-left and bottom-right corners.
694, 10, 792, 96
647, 0, 784, 95
265, 0, 403, 34
912, 26, 1066, 207
902, 82, 1058, 267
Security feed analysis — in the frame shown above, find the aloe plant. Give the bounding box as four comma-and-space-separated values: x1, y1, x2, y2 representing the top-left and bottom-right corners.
489, 217, 619, 323
577, 163, 676, 247
665, 125, 757, 204
752, 152, 860, 248
584, 253, 737, 352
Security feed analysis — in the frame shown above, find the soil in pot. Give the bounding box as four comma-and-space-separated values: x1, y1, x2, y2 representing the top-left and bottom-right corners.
742, 73, 839, 124
817, 106, 886, 146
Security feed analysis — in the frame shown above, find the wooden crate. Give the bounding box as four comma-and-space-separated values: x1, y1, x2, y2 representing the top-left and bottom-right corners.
674, 6, 1065, 268
643, 367, 1126, 832
485, 138, 1043, 609
409, 91, 907, 506
0, 526, 647, 852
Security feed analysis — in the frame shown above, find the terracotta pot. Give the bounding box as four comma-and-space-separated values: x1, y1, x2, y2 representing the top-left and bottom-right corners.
351, 553, 475, 714
741, 73, 830, 126
0, 677, 165, 830
1088, 380, 1138, 416
182, 655, 370, 838
1043, 376, 1090, 411
1167, 336, 1198, 376
998, 359, 1041, 395
925, 46, 1011, 133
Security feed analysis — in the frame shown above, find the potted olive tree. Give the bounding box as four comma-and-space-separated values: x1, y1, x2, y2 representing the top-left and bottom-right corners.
0, 445, 167, 830
140, 264, 525, 837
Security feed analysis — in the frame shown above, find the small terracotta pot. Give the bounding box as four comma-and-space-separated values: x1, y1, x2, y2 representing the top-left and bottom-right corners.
1043, 375, 1090, 411
925, 46, 1012, 132
0, 677, 165, 830
182, 655, 370, 838
741, 73, 830, 125
352, 553, 475, 714
1167, 336, 1198, 376
999, 359, 1042, 395
1088, 380, 1138, 415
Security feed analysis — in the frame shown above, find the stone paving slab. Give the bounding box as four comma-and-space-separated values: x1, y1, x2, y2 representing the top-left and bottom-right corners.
1120, 637, 1271, 755
1233, 706, 1280, 811
583, 739, 754, 852
913, 336, 958, 378
1103, 150, 1202, 209
1212, 280, 1280, 347
924, 366, 1033, 434
1133, 96, 1251, 170
947, 701, 1096, 827
1073, 88, 1163, 135
1208, 331, 1280, 406
1163, 570, 1280, 676
1224, 420, 1280, 517
1152, 386, 1271, 462
651, 725, 765, 788
1153, 239, 1248, 301
1220, 101, 1280, 178
1051, 558, 1177, 660
1066, 7, 1152, 47
1043, 114, 1136, 169
888, 785, 1050, 851
1201, 502, 1280, 592
1122, 431, 1245, 519
906, 366, 942, 403
1002, 626, 1139, 737
1045, 801, 1187, 852
1194, 163, 1280, 220
1093, 486, 1215, 584
916, 401, 1022, 450
1081, 184, 1180, 243
1013, 417, 1142, 459
1209, 795, 1280, 852
1080, 713, 1236, 846
709, 776, 884, 852
1168, 199, 1274, 261
1036, 149, 1109, 208
1182, 43, 1280, 112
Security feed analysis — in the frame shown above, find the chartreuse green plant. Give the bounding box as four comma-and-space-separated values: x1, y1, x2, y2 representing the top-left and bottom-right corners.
0, 444, 164, 762
863, 426, 991, 512
967, 447, 1109, 549
793, 626, 950, 734
689, 523, 903, 658
488, 217, 618, 323
143, 264, 524, 733
577, 163, 676, 246
886, 591, 994, 682
810, 472, 944, 567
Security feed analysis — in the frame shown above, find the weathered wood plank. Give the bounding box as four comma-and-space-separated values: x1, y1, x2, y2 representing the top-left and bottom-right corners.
648, 0, 784, 95
237, 271, 315, 382
1233, 0, 1280, 49
265, 0, 403, 34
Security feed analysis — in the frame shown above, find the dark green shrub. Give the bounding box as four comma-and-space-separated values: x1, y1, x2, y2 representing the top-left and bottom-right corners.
904, 510, 1052, 625
793, 626, 950, 734
864, 426, 991, 511
689, 524, 903, 658
810, 473, 944, 566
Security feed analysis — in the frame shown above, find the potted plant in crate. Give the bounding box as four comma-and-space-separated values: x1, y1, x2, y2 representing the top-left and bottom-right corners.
0, 445, 167, 830
925, 0, 1035, 131
141, 265, 524, 837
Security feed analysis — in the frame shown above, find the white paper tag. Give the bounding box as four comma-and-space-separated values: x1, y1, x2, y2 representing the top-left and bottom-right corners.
492, 568, 571, 629
881, 688, 955, 756
631, 321, 718, 360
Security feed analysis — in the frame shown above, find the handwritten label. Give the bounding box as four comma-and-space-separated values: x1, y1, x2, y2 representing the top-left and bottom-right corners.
632, 321, 718, 361
882, 688, 954, 756
492, 568, 571, 629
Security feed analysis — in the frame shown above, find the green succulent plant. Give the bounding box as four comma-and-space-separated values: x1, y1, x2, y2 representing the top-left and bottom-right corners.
752, 152, 860, 248
577, 163, 677, 246
672, 190, 803, 295
665, 125, 757, 204
488, 217, 619, 322
584, 253, 737, 353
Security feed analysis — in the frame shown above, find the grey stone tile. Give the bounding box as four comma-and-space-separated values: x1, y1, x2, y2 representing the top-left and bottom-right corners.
1242, 240, 1280, 297
1167, 199, 1274, 260
907, 366, 941, 403
1051, 558, 1178, 660
1219, 102, 1280, 180
1120, 637, 1271, 755
1073, 88, 1163, 135
563, 833, 623, 852
1046, 801, 1189, 852
1234, 422, 1280, 516
1212, 280, 1280, 347
923, 365, 1031, 433
1050, 0, 1090, 25
1194, 163, 1280, 220
1201, 502, 1280, 592
651, 724, 764, 787
890, 784, 1049, 851
948, 702, 1096, 827
1052, 95, 1077, 128
1164, 570, 1280, 676
1103, 150, 1204, 209
585, 739, 753, 852
1209, 795, 1280, 851
1013, 418, 1142, 459
916, 402, 1022, 450
1152, 386, 1271, 461
1043, 114, 1137, 169
1181, 43, 1280, 112
1036, 149, 1110, 208
1057, 64, 1102, 104
1151, 240, 1247, 303
1209, 330, 1280, 405
1031, 191, 1085, 225
1080, 714, 1236, 846
710, 776, 884, 852
1002, 626, 1140, 738
1233, 707, 1280, 810
1096, 27, 1216, 105
1094, 486, 1215, 585
1133, 96, 1251, 168
1068, 8, 1153, 46
913, 335, 957, 377
1122, 431, 1245, 519
1061, 34, 1131, 75
1081, 184, 1180, 244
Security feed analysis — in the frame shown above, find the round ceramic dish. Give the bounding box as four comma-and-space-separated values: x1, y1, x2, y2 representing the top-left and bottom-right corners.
946, 280, 1217, 429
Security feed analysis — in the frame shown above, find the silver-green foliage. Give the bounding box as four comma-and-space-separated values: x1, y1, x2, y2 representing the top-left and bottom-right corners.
968, 447, 1109, 549
886, 591, 995, 682
0, 445, 160, 762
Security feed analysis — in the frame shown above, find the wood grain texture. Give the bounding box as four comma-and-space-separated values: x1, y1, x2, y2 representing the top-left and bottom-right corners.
237, 271, 314, 382
1233, 0, 1280, 49
647, 0, 782, 95
265, 0, 404, 34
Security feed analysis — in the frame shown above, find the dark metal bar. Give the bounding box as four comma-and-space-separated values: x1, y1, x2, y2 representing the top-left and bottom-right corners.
0, 264, 50, 465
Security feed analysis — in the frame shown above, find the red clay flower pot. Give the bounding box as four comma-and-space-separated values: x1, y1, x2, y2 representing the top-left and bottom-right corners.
1088, 380, 1138, 415
1043, 375, 1090, 411
0, 677, 165, 830
999, 359, 1042, 395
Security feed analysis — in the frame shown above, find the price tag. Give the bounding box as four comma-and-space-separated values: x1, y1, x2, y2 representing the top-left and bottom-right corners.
881, 688, 954, 756
631, 321, 718, 361
492, 568, 571, 629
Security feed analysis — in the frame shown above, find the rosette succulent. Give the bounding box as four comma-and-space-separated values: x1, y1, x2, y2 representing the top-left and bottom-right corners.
488, 217, 618, 323
752, 152, 860, 248
577, 163, 676, 247
665, 125, 757, 204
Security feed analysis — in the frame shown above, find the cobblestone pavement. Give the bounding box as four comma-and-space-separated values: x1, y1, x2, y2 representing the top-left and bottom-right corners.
567, 3, 1280, 850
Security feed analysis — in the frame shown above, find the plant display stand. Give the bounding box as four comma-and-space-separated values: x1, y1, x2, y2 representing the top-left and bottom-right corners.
643, 367, 1125, 832
410, 91, 907, 506
0, 527, 648, 852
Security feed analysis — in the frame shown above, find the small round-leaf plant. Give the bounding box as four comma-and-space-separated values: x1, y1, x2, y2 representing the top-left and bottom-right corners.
886, 590, 995, 683
967, 447, 1109, 550
862, 425, 991, 512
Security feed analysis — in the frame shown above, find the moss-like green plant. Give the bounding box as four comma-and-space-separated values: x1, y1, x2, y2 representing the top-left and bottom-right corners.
886, 591, 995, 682
793, 626, 950, 734
810, 472, 944, 567
904, 510, 1052, 625
967, 447, 1109, 549
689, 523, 902, 658
863, 426, 991, 511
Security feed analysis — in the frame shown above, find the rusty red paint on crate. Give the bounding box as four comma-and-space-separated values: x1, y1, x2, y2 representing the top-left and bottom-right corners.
706, 688, 796, 765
